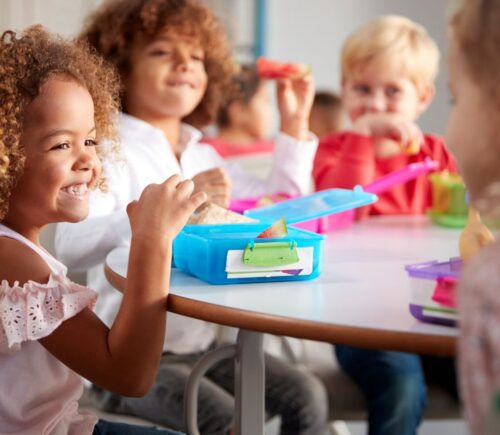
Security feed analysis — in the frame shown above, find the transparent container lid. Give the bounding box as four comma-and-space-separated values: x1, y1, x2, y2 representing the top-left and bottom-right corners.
246, 187, 377, 224
405, 257, 462, 280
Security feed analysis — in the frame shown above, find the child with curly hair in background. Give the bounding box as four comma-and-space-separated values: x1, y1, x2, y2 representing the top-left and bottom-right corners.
55, 1, 329, 434
446, 0, 500, 433
0, 25, 206, 435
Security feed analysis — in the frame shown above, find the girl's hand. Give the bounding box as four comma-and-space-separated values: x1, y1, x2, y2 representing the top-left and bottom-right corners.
127, 175, 207, 244
277, 74, 315, 141
192, 168, 231, 209
352, 113, 423, 159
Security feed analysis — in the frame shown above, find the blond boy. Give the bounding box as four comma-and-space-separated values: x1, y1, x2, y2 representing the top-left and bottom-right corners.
314, 16, 458, 435
313, 15, 456, 215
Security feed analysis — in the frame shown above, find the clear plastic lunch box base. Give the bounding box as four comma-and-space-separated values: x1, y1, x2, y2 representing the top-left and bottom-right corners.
405, 258, 460, 326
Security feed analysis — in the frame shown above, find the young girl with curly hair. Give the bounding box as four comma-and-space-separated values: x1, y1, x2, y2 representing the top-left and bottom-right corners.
447, 0, 500, 433
54, 0, 329, 434
0, 25, 206, 435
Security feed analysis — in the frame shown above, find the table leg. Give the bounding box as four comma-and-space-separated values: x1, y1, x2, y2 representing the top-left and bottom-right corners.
234, 329, 265, 435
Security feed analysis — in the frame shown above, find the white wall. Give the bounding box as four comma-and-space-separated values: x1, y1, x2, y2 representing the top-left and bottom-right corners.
0, 0, 456, 135
0, 0, 102, 37
266, 0, 454, 135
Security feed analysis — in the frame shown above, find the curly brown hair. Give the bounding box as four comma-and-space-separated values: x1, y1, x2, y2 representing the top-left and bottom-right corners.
0, 25, 120, 220
80, 0, 237, 128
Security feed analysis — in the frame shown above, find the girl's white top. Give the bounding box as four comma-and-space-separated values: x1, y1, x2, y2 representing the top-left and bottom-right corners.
0, 223, 98, 434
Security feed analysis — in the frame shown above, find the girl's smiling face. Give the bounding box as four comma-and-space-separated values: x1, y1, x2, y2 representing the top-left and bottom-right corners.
5, 77, 100, 231
123, 32, 208, 123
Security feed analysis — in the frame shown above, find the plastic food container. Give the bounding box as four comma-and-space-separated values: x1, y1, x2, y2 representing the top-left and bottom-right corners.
173, 188, 377, 284
405, 258, 460, 326
230, 159, 439, 233
428, 171, 468, 227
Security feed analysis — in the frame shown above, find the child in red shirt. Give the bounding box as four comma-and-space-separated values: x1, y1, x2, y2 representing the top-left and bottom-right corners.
313, 16, 456, 217
314, 16, 459, 435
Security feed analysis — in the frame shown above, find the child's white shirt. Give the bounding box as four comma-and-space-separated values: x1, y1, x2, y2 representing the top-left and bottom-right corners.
0, 223, 98, 434
55, 113, 318, 354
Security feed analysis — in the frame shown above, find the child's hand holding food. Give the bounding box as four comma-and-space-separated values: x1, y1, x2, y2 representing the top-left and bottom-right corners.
127, 175, 207, 244
192, 168, 231, 209
352, 112, 423, 158
256, 57, 314, 141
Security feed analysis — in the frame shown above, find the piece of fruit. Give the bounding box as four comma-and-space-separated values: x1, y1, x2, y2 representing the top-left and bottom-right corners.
256, 57, 311, 80
459, 207, 495, 261
404, 138, 421, 155
256, 217, 288, 239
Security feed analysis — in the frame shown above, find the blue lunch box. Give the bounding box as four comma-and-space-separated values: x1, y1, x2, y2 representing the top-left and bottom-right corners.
173, 187, 377, 285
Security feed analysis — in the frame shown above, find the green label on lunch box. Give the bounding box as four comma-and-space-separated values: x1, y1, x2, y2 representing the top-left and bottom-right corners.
243, 241, 299, 267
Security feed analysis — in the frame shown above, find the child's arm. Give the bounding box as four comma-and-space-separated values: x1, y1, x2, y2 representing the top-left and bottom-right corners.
40, 176, 206, 396
277, 75, 314, 141
191, 75, 318, 199
215, 76, 317, 198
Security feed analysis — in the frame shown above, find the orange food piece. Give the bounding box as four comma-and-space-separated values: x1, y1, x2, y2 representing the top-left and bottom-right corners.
404, 138, 421, 155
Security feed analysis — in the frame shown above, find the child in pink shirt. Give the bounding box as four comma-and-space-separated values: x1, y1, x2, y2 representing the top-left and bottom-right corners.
0, 25, 204, 434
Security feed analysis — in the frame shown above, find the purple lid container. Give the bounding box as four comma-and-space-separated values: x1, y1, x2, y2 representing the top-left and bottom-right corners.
405, 257, 461, 280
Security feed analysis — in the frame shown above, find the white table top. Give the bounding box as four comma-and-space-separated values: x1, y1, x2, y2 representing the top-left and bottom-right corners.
106, 215, 460, 355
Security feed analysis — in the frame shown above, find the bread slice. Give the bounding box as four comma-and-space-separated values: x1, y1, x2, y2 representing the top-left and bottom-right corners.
188, 203, 257, 225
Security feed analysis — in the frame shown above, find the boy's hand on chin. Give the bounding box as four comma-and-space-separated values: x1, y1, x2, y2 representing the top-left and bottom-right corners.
352, 113, 423, 159
373, 138, 405, 159
192, 168, 231, 209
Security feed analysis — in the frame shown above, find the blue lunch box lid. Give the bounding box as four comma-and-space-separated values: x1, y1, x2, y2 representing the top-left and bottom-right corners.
405, 257, 462, 280
244, 186, 378, 224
